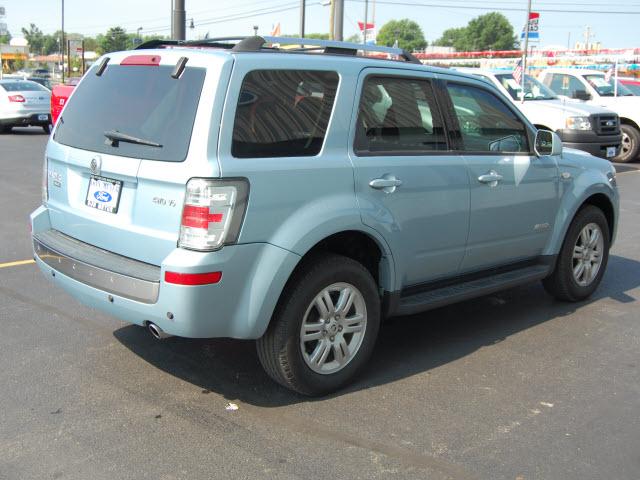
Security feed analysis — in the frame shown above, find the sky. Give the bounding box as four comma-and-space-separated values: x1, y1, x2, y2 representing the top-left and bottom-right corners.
1, 0, 638, 49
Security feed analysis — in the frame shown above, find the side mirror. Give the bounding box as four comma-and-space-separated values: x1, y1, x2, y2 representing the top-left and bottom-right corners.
572, 89, 591, 101
535, 129, 562, 157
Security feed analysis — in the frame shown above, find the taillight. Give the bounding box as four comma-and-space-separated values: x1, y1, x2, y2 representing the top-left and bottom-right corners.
8, 94, 25, 103
178, 178, 249, 251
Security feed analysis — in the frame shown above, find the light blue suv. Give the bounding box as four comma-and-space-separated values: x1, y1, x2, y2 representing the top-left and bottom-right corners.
31, 37, 619, 396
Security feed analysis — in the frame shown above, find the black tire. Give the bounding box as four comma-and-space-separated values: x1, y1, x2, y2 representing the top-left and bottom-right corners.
256, 253, 381, 396
42, 124, 52, 135
0, 125, 12, 134
614, 124, 640, 163
543, 205, 610, 302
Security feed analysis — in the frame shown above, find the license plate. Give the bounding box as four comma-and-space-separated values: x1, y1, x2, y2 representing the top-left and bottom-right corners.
606, 146, 616, 158
85, 175, 122, 214
38, 114, 49, 121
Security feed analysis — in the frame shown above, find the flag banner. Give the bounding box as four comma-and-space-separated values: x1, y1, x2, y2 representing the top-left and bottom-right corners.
513, 58, 523, 84
520, 12, 540, 40
357, 21, 375, 31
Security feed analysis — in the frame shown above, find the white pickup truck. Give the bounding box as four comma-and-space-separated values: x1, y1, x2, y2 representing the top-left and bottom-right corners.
458, 68, 622, 161
538, 68, 640, 163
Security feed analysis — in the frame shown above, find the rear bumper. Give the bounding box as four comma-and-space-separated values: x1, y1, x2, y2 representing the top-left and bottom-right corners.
0, 112, 51, 126
556, 130, 621, 159
31, 206, 301, 339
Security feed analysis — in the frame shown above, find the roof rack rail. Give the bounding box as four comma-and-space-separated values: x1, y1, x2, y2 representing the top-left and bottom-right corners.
136, 35, 422, 64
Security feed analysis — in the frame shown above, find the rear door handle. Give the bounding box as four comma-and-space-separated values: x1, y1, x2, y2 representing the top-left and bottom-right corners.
477, 170, 503, 186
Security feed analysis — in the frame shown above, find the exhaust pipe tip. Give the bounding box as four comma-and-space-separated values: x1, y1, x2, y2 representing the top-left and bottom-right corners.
147, 322, 172, 340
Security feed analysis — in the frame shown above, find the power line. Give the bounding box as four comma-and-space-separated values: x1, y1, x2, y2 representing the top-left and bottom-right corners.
346, 0, 640, 14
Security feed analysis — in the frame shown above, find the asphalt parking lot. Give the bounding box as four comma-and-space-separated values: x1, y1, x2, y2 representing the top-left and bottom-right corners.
1, 129, 639, 480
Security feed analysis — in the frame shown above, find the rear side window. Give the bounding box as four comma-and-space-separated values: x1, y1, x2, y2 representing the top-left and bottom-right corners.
54, 64, 206, 162
1, 81, 49, 92
545, 74, 585, 98
232, 70, 339, 158
354, 76, 447, 154
446, 83, 529, 153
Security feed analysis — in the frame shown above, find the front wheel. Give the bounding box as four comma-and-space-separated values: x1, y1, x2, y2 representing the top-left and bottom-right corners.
543, 205, 610, 301
614, 124, 640, 163
257, 254, 381, 396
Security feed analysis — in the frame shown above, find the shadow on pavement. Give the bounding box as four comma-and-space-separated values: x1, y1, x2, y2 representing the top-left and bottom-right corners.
114, 254, 640, 407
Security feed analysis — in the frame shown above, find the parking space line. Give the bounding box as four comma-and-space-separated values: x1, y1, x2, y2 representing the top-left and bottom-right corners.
0, 259, 35, 269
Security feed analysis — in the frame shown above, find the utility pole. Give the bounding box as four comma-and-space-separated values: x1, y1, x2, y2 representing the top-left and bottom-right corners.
329, 0, 335, 39
520, 0, 531, 104
172, 0, 186, 41
363, 0, 368, 44
334, 0, 343, 41
583, 25, 591, 50
300, 0, 305, 38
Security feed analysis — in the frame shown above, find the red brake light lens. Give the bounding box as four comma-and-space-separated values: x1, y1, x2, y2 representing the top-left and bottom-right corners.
8, 95, 25, 103
181, 205, 224, 229
120, 55, 161, 66
164, 271, 222, 285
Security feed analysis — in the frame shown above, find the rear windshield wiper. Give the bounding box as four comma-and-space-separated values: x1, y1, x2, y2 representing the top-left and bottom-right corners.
104, 130, 163, 148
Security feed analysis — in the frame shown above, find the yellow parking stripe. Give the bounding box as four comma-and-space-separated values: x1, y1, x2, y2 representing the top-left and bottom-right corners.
0, 259, 36, 269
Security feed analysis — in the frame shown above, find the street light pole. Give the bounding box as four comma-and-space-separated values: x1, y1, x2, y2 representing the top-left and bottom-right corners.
333, 0, 343, 41
172, 0, 186, 40
300, 0, 305, 38
363, 0, 368, 44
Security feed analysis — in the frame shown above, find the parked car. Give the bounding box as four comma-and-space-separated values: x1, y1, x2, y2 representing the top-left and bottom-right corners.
0, 79, 52, 133
457, 68, 621, 160
27, 76, 53, 90
31, 37, 619, 395
619, 77, 640, 96
538, 68, 640, 162
51, 77, 81, 126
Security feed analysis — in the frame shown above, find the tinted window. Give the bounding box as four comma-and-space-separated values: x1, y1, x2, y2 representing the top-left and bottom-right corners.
232, 70, 338, 158
0, 81, 49, 92
54, 65, 205, 162
447, 83, 529, 153
355, 76, 447, 154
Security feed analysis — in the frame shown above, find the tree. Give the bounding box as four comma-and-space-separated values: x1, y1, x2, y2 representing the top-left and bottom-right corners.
0, 31, 11, 44
21, 23, 45, 54
345, 33, 361, 43
98, 27, 131, 54
377, 19, 427, 52
433, 13, 517, 51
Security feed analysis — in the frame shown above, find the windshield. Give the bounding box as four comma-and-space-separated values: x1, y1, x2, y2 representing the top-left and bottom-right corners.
54, 64, 205, 162
495, 74, 557, 101
583, 74, 633, 97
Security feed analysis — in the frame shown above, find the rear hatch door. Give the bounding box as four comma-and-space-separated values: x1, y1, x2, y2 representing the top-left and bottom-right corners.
47, 50, 231, 265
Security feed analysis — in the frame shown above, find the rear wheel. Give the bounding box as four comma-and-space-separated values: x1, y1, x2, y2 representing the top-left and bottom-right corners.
0, 125, 12, 134
543, 205, 610, 301
614, 124, 640, 163
257, 254, 381, 396
42, 124, 52, 135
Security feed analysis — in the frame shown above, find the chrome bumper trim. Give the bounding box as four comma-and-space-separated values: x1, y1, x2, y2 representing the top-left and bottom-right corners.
33, 237, 160, 304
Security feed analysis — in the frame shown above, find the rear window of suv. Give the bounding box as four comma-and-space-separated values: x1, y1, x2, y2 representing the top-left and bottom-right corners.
232, 70, 339, 158
54, 64, 206, 162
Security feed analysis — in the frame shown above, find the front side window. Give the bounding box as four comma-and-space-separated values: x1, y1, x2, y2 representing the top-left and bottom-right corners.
446, 83, 529, 153
354, 76, 447, 154
545, 74, 586, 98
232, 70, 339, 158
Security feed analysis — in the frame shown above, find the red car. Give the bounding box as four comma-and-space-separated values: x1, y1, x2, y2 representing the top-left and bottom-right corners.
51, 77, 81, 126
619, 77, 640, 96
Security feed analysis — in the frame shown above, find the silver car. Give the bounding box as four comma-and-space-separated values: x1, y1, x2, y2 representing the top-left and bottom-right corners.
0, 79, 52, 134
